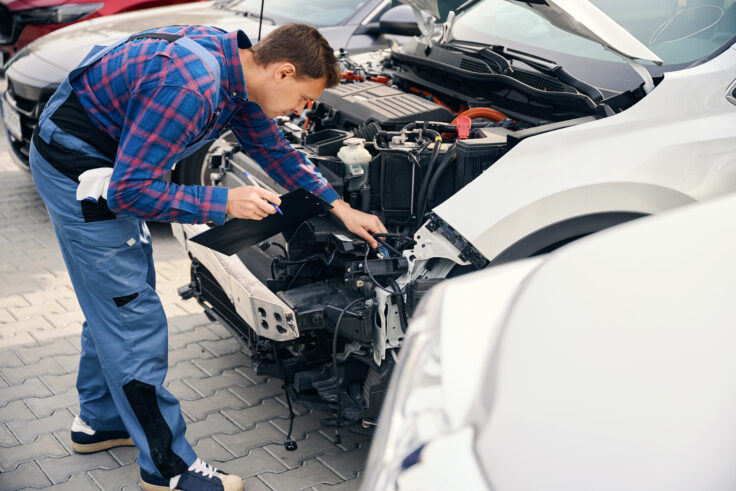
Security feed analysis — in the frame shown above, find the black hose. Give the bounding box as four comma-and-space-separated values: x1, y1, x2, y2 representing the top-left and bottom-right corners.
360, 186, 371, 212
424, 146, 457, 219
415, 138, 443, 225
388, 278, 409, 334
272, 344, 297, 451
331, 298, 364, 444
418, 143, 456, 225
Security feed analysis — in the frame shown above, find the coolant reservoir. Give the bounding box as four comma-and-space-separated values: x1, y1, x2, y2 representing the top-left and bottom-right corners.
338, 138, 371, 191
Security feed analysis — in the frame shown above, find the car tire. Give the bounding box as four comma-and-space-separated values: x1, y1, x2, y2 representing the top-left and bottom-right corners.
171, 143, 214, 186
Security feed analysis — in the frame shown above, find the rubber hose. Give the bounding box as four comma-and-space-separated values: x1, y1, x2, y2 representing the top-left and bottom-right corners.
424, 146, 457, 219
451, 107, 508, 125
415, 139, 443, 225
360, 186, 371, 212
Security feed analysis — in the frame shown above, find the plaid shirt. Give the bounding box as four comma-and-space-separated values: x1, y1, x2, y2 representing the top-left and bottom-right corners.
70, 25, 339, 224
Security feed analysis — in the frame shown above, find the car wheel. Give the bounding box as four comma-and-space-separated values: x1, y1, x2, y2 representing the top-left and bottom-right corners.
171, 143, 214, 186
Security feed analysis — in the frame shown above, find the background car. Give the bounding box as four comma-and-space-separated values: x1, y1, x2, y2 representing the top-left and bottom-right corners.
171, 0, 736, 424
0, 0, 203, 64
361, 193, 736, 490
1, 0, 414, 170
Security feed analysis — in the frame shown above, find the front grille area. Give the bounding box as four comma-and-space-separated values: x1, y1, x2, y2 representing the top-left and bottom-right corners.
4, 82, 50, 168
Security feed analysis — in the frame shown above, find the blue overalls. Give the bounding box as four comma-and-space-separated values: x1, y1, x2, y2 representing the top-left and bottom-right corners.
29, 32, 224, 479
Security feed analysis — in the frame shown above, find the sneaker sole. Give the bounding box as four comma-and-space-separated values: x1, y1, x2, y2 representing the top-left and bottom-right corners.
72, 437, 134, 453
140, 480, 171, 491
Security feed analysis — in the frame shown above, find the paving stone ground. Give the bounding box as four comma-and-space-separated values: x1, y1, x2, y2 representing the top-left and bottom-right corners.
0, 95, 370, 489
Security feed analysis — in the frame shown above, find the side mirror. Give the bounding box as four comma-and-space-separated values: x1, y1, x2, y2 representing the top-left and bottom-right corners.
379, 5, 421, 36
354, 5, 422, 37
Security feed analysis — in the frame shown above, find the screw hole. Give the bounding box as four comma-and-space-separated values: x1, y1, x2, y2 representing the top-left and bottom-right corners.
261, 320, 269, 329
258, 308, 266, 317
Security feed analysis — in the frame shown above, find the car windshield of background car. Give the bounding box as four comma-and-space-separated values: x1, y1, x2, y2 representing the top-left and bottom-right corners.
225, 0, 370, 26
453, 0, 736, 69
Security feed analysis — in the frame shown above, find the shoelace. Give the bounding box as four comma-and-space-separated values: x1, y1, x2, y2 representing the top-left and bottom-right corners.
189, 459, 217, 479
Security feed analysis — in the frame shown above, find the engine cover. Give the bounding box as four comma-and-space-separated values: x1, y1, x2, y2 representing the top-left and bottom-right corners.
316, 81, 454, 128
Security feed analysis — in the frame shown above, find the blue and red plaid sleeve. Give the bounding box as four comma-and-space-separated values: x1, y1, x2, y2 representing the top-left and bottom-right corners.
106, 83, 229, 224
230, 103, 340, 204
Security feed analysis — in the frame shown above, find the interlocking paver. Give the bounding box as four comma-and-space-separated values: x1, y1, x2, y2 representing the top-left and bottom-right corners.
214, 447, 287, 477
193, 351, 252, 376
185, 412, 240, 445
0, 400, 35, 422
168, 343, 215, 367
166, 360, 209, 382
0, 294, 29, 309
7, 408, 73, 444
0, 378, 51, 403
264, 432, 341, 469
200, 338, 243, 356
272, 410, 334, 441
167, 312, 214, 333
0, 350, 24, 368
0, 357, 66, 385
169, 325, 222, 349
42, 372, 77, 395
315, 474, 363, 490
25, 388, 78, 418
0, 461, 51, 490
318, 427, 371, 452
14, 337, 78, 364
53, 353, 81, 372
215, 423, 286, 457
88, 462, 140, 490
229, 378, 284, 406
48, 472, 100, 491
180, 390, 247, 421
0, 331, 37, 349
38, 449, 119, 483
9, 302, 65, 321
0, 433, 67, 471
259, 458, 342, 491
109, 445, 139, 466
192, 437, 234, 462
318, 445, 370, 480
165, 379, 202, 401
185, 369, 253, 398
243, 476, 273, 491
223, 398, 289, 430
0, 423, 18, 446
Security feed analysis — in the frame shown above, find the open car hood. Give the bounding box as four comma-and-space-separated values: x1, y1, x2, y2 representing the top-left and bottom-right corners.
399, 0, 663, 65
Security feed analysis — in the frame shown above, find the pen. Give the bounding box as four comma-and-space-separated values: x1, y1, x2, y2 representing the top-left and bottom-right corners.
243, 169, 283, 215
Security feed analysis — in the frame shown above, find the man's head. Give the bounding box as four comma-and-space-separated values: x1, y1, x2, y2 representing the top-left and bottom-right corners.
243, 23, 340, 119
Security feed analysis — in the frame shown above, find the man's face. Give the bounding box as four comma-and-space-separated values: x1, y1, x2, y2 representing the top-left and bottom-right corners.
260, 64, 327, 119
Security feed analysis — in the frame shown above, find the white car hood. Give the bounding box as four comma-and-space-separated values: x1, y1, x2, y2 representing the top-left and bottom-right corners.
400, 0, 663, 65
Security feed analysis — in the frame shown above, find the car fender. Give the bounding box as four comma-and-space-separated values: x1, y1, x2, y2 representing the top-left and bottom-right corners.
431, 44, 736, 263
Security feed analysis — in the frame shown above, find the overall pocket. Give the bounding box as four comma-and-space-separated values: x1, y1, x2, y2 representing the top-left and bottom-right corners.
66, 217, 148, 297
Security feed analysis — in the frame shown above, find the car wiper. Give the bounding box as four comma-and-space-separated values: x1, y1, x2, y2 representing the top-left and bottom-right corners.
221, 6, 277, 25
483, 44, 604, 102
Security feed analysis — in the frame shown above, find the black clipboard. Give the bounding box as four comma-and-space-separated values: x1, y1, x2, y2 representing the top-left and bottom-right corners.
189, 189, 333, 255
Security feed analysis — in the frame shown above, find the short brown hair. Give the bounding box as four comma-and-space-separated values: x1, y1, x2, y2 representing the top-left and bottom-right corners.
251, 24, 340, 88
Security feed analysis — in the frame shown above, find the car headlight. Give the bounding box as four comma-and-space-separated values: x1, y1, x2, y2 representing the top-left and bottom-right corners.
362, 284, 449, 491
17, 3, 103, 24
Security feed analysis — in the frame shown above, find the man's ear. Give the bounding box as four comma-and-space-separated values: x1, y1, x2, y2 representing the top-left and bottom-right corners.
274, 62, 296, 82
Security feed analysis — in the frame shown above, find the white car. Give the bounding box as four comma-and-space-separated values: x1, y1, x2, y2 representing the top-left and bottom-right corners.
173, 0, 736, 422
362, 193, 736, 490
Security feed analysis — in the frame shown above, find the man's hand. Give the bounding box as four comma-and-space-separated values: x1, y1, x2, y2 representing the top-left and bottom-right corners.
226, 186, 282, 220
330, 199, 387, 249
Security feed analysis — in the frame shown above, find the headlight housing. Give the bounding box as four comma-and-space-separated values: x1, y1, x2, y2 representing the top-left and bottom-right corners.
17, 3, 103, 24
362, 284, 449, 490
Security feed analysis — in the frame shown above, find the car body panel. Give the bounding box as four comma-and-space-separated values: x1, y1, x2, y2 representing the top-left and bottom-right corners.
363, 193, 736, 490
430, 43, 736, 263
475, 193, 736, 491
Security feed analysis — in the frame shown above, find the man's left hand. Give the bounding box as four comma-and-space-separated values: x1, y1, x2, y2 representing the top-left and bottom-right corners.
330, 199, 387, 249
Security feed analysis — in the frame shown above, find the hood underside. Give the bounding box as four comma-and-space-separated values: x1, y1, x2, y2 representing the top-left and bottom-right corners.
398, 0, 663, 65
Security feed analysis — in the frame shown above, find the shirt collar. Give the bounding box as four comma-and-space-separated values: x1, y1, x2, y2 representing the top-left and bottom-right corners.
223, 30, 251, 101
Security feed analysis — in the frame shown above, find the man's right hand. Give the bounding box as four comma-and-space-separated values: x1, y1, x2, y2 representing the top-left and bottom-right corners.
225, 186, 282, 220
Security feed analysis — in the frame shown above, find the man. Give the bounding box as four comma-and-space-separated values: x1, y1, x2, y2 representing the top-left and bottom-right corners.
30, 23, 386, 491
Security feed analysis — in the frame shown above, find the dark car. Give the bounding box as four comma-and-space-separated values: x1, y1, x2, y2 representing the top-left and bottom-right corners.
0, 0, 203, 64
2, 0, 414, 170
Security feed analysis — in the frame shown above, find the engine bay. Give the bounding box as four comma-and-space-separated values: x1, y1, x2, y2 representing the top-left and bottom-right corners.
181, 39, 637, 425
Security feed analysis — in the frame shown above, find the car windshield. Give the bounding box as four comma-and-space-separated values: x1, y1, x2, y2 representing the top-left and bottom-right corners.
453, 0, 736, 68
224, 0, 370, 26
